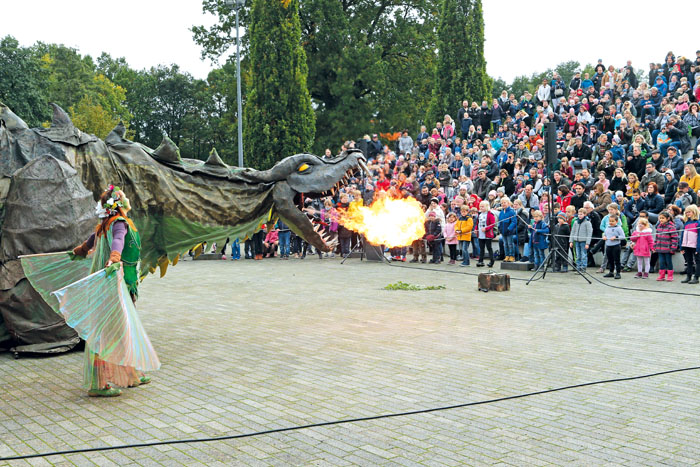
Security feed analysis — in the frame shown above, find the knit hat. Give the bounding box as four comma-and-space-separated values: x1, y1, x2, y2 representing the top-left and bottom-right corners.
430, 197, 439, 204
428, 211, 437, 217
488, 190, 497, 198
557, 212, 567, 219
615, 191, 624, 198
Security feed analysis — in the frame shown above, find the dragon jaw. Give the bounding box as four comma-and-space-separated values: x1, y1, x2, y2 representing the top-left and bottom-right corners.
272, 151, 368, 252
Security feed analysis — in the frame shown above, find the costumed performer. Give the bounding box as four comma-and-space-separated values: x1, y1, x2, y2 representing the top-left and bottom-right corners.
67, 185, 155, 396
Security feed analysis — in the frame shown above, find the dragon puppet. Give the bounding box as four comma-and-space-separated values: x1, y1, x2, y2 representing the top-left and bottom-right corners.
0, 102, 368, 354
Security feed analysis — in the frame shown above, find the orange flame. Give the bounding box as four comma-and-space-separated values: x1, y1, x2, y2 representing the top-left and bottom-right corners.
338, 196, 426, 247
380, 132, 401, 142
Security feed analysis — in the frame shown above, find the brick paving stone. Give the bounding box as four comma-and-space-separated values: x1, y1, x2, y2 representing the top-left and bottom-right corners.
2, 259, 700, 465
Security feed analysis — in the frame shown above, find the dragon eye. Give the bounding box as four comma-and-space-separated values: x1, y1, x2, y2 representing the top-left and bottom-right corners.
298, 163, 310, 172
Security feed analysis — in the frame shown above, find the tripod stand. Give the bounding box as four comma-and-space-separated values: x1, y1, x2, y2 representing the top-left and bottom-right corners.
340, 237, 365, 264
526, 229, 591, 284
525, 121, 591, 285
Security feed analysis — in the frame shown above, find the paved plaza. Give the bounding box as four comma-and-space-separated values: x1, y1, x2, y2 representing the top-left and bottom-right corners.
1, 256, 700, 466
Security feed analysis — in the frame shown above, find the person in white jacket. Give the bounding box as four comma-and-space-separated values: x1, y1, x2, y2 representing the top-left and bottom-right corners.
536, 79, 551, 104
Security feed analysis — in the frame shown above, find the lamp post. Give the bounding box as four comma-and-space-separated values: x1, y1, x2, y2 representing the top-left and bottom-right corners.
225, 0, 245, 167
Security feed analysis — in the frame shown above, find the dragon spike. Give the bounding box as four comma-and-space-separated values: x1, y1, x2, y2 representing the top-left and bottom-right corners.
49, 103, 74, 128
0, 101, 29, 130
112, 121, 127, 138
205, 148, 228, 168
158, 255, 169, 278
148, 266, 157, 275
152, 135, 182, 164
193, 243, 204, 259
172, 253, 180, 266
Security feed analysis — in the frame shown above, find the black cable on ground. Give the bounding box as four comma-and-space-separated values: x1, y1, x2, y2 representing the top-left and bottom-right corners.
578, 268, 700, 297
382, 256, 700, 296
2, 365, 699, 462
385, 260, 535, 281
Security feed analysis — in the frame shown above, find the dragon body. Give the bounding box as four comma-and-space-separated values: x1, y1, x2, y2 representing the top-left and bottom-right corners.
0, 102, 366, 352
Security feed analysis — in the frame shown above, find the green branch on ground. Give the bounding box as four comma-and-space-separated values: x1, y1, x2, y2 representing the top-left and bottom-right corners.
384, 281, 446, 291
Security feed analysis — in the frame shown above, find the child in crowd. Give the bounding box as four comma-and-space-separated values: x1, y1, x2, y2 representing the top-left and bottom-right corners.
321, 200, 338, 258
602, 215, 625, 279
630, 217, 654, 278
597, 203, 628, 273
569, 208, 592, 271
425, 211, 443, 264
476, 201, 496, 267
456, 205, 473, 266
444, 213, 459, 264
263, 225, 279, 258
680, 205, 700, 284
656, 126, 672, 148
230, 239, 241, 260
498, 197, 517, 262
552, 212, 571, 273
529, 210, 549, 268
513, 199, 530, 262
655, 210, 679, 281
470, 206, 480, 260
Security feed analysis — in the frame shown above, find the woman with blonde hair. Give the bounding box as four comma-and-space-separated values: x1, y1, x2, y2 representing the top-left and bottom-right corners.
679, 164, 700, 193
626, 172, 640, 197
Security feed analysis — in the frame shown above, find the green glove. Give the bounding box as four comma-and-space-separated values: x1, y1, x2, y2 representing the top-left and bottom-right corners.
104, 262, 121, 277
67, 251, 86, 261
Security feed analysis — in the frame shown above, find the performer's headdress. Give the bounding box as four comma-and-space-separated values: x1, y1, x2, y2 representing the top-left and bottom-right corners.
96, 185, 130, 218
95, 185, 136, 236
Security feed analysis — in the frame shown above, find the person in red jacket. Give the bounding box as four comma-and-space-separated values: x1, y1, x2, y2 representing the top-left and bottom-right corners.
375, 171, 391, 191
558, 185, 573, 210
476, 201, 496, 267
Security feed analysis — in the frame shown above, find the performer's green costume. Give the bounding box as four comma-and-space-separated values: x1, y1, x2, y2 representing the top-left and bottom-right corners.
21, 197, 159, 397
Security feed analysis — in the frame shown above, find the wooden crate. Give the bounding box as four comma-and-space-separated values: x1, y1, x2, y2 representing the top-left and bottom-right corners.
477, 273, 510, 292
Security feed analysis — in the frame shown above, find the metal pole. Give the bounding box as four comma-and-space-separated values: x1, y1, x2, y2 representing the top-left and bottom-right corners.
235, 7, 244, 167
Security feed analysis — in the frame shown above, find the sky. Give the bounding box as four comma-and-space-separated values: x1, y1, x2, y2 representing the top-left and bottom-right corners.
1, 0, 699, 83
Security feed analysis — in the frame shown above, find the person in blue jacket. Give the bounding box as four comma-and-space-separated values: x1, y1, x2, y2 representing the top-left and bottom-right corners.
529, 210, 550, 268
498, 198, 518, 262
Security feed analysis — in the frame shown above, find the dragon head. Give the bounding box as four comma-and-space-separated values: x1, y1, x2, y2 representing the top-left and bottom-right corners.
264, 149, 368, 252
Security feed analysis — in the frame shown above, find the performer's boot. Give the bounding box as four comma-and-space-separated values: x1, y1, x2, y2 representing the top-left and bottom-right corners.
129, 375, 152, 387
88, 384, 121, 397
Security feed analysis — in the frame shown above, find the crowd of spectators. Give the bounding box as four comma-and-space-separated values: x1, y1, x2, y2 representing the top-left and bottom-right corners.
225, 51, 700, 284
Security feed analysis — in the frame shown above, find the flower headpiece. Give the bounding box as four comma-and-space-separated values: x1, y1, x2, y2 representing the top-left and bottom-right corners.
95, 184, 125, 218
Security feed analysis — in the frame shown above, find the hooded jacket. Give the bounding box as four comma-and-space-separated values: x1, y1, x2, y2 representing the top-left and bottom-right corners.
569, 216, 593, 245
530, 219, 550, 249
498, 207, 517, 236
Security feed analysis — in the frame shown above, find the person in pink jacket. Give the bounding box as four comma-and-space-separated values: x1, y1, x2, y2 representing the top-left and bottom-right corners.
263, 226, 279, 258
630, 217, 654, 278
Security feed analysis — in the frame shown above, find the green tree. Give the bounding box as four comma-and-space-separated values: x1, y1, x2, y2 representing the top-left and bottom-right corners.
243, 0, 315, 169
200, 62, 242, 163
554, 60, 581, 87
509, 75, 533, 99
491, 77, 509, 99
68, 74, 132, 138
0, 36, 50, 127
31, 43, 96, 113
193, 0, 438, 154
426, 0, 489, 125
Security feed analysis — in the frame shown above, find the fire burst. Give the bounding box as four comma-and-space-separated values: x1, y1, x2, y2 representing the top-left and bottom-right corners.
338, 196, 426, 247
